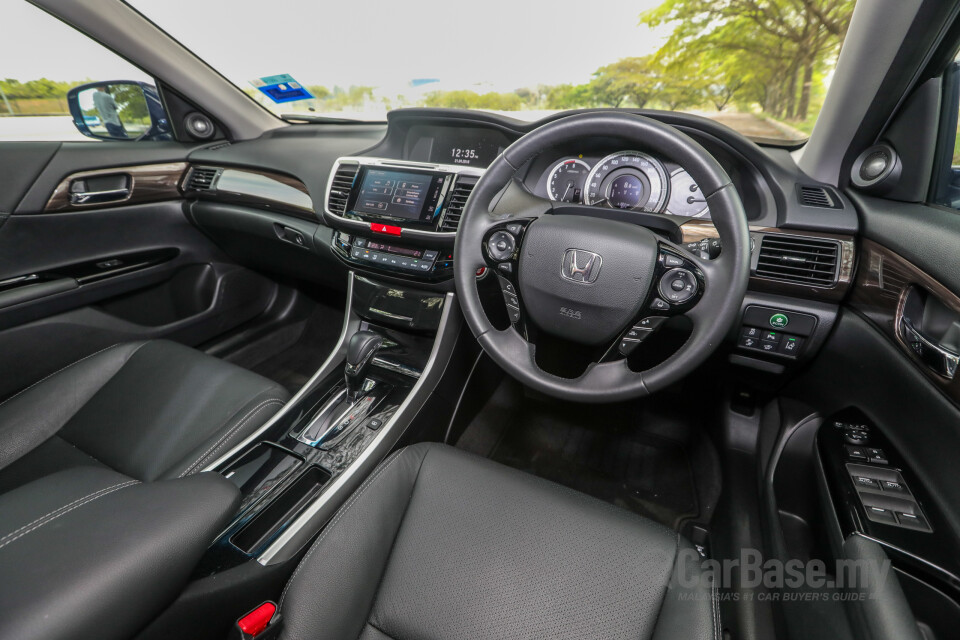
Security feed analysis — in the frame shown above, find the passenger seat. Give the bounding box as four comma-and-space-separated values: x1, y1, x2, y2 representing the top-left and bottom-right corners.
0, 339, 289, 493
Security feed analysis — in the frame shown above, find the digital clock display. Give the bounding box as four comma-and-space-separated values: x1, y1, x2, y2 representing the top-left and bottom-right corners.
450, 147, 480, 162
430, 128, 504, 167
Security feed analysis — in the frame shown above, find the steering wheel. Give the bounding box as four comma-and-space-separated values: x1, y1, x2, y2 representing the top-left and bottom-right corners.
453, 112, 750, 403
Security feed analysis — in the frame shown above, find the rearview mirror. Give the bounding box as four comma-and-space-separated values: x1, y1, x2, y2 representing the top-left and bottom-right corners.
67, 81, 172, 141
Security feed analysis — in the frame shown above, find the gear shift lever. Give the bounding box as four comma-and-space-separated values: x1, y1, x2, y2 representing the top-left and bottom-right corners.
344, 331, 383, 400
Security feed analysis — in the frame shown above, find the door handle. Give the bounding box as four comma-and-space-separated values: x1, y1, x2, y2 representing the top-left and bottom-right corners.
899, 315, 960, 379
69, 187, 131, 205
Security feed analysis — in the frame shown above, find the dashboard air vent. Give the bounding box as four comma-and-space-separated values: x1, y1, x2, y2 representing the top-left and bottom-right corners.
186, 166, 219, 191
439, 176, 478, 232
797, 184, 840, 209
755, 235, 840, 286
327, 163, 359, 215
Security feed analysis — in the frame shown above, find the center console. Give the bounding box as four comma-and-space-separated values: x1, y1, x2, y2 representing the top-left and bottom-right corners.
324, 157, 482, 282
192, 272, 463, 576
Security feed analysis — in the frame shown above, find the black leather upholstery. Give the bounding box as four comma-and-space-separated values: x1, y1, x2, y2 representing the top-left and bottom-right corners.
0, 339, 289, 492
0, 466, 240, 640
280, 443, 718, 640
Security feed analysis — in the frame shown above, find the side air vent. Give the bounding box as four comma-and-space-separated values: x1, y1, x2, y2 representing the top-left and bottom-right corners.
185, 166, 219, 191
327, 163, 359, 215
439, 176, 478, 232
797, 184, 840, 209
755, 235, 840, 286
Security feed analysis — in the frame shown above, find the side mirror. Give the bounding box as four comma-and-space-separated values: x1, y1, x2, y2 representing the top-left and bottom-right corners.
67, 81, 172, 141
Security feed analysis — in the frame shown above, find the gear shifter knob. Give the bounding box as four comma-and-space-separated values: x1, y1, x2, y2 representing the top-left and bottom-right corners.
344, 331, 383, 400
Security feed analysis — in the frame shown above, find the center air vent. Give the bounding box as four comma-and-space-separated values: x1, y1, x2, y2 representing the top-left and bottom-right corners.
327, 163, 359, 215
755, 235, 840, 287
186, 166, 219, 191
439, 176, 478, 232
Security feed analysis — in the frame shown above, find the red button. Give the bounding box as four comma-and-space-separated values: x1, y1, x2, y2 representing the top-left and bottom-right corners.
237, 602, 276, 637
476, 267, 486, 277
370, 223, 402, 236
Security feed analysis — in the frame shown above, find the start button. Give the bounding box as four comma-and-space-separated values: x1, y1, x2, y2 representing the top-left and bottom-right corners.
769, 313, 789, 328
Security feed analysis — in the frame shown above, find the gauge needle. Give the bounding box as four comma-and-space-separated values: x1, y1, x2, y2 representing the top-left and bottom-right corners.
686, 197, 706, 204
562, 182, 573, 202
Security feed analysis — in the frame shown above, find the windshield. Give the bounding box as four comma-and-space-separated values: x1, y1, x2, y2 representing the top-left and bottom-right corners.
128, 0, 854, 144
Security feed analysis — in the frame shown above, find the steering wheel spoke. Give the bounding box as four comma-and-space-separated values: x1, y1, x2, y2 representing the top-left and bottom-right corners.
488, 178, 553, 221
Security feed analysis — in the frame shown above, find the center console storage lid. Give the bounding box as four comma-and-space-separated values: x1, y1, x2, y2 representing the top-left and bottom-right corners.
0, 467, 239, 640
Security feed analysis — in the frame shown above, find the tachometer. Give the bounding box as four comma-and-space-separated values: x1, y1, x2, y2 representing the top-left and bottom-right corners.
547, 158, 591, 203
583, 151, 669, 212
665, 168, 710, 218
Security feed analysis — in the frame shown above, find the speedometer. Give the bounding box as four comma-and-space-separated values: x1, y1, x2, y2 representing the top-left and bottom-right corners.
547, 158, 591, 203
583, 151, 669, 212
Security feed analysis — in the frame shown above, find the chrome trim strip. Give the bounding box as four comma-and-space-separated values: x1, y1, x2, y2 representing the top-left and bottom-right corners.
257, 292, 457, 565
372, 357, 421, 379
323, 156, 485, 239
368, 307, 414, 322
201, 273, 357, 472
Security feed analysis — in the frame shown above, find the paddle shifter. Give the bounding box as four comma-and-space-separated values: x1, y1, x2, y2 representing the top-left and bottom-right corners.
344, 330, 383, 400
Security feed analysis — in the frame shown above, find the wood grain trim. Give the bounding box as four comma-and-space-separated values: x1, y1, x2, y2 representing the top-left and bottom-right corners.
680, 219, 853, 243
44, 163, 188, 212
850, 238, 960, 400
680, 219, 856, 301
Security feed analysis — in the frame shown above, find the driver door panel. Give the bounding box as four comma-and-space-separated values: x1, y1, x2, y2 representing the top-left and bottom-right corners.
0, 142, 278, 400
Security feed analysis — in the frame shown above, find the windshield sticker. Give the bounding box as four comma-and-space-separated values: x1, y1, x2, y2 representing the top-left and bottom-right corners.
251, 74, 313, 104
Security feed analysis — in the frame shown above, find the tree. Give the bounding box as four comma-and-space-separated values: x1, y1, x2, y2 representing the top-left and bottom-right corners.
641, 0, 854, 120
544, 84, 594, 110
591, 57, 661, 108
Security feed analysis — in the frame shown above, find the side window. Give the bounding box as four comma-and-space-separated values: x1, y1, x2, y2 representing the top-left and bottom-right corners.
0, 2, 168, 142
931, 60, 960, 208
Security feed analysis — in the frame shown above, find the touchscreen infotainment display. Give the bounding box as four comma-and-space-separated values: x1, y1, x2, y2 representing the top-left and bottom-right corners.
353, 169, 439, 221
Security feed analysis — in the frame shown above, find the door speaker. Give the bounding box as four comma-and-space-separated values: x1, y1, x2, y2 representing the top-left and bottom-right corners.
183, 112, 216, 140
851, 143, 900, 193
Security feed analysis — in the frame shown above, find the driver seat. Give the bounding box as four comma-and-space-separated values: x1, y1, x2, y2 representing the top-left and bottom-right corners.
278, 443, 719, 640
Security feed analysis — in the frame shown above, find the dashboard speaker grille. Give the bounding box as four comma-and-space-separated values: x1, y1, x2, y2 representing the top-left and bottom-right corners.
186, 166, 219, 191
327, 163, 359, 215
755, 235, 840, 286
439, 176, 478, 232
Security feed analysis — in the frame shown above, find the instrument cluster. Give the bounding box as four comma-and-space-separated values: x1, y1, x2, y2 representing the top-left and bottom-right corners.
537, 150, 710, 219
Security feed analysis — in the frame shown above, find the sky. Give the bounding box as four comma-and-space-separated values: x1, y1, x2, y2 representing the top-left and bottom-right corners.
4, 0, 669, 92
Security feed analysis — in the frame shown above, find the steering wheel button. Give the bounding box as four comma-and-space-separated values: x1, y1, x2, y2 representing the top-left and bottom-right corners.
663, 254, 684, 267
506, 223, 523, 235
671, 279, 685, 291
503, 292, 520, 308
650, 298, 670, 311
506, 305, 521, 323
618, 338, 641, 356
487, 231, 516, 261
636, 316, 667, 330
497, 277, 516, 295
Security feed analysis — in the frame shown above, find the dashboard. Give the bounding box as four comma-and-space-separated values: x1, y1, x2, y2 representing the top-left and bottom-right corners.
182, 107, 857, 295
176, 107, 859, 369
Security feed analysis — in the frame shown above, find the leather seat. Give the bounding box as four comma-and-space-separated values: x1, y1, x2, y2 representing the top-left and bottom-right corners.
0, 339, 289, 493
279, 443, 719, 640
